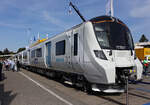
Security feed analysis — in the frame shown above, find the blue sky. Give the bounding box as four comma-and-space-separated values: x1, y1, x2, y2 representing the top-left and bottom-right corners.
0, 0, 150, 52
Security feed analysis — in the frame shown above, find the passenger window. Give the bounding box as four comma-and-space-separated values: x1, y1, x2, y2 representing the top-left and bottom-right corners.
19, 55, 22, 60
36, 48, 42, 57
56, 40, 65, 56
31, 50, 35, 58
74, 33, 78, 56
23, 52, 27, 59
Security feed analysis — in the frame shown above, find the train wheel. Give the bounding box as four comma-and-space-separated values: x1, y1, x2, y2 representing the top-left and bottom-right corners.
83, 81, 92, 94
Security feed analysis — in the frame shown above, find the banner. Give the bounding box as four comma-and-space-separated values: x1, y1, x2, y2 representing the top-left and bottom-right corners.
106, 0, 114, 16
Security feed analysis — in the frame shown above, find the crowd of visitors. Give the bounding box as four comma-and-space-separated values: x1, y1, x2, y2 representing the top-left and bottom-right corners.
3, 59, 20, 71
0, 59, 20, 81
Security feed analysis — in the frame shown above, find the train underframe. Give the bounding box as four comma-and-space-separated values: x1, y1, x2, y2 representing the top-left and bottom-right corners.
21, 65, 134, 93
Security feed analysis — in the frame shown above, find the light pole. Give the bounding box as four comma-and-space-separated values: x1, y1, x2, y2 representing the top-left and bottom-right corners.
27, 28, 32, 44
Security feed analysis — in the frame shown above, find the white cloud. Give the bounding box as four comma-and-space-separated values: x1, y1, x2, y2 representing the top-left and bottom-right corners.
0, 22, 27, 29
128, 0, 150, 42
130, 0, 150, 18
42, 11, 71, 29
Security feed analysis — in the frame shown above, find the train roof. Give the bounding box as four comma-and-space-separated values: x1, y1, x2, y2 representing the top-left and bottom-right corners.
89, 15, 125, 24
27, 15, 127, 50
45, 16, 125, 41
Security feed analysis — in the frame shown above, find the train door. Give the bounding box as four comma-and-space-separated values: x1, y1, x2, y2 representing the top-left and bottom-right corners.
71, 28, 83, 73
46, 42, 51, 67
66, 30, 73, 71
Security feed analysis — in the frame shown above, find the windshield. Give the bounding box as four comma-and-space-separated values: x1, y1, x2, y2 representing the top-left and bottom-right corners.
93, 22, 134, 50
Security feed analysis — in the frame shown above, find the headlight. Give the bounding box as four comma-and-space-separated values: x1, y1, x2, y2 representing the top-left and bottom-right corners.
94, 50, 107, 60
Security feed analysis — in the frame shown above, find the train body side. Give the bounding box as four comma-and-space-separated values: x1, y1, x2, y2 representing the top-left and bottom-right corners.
19, 16, 143, 93
26, 23, 85, 74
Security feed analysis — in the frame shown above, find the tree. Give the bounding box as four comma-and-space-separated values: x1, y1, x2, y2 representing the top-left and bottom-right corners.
3, 48, 10, 55
139, 34, 149, 42
17, 47, 26, 53
9, 51, 15, 54
0, 51, 3, 55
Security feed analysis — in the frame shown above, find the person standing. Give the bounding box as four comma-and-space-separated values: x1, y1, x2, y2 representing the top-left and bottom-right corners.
5, 60, 9, 71
11, 60, 15, 72
143, 57, 149, 75
0, 60, 3, 81
16, 60, 20, 71
7, 59, 12, 71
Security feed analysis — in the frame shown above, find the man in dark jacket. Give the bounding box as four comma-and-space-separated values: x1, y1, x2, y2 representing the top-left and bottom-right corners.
0, 60, 3, 81
16, 60, 20, 71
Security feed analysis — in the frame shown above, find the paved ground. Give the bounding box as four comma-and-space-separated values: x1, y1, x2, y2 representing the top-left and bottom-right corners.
0, 69, 150, 105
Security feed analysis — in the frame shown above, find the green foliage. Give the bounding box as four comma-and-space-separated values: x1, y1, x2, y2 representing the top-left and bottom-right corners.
3, 48, 10, 54
0, 48, 15, 55
139, 34, 149, 42
0, 51, 3, 55
17, 47, 26, 53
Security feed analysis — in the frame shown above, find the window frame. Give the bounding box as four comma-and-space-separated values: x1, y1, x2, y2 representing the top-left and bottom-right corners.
31, 50, 35, 58
23, 52, 27, 59
56, 40, 66, 56
36, 48, 42, 57
74, 33, 78, 56
19, 54, 22, 60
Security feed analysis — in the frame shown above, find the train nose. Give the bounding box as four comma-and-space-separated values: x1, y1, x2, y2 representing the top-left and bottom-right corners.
111, 50, 135, 67
114, 57, 134, 67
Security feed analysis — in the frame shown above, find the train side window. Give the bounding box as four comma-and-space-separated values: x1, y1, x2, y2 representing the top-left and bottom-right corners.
36, 48, 42, 57
74, 33, 78, 56
31, 50, 35, 58
19, 55, 22, 60
23, 52, 27, 59
56, 40, 65, 56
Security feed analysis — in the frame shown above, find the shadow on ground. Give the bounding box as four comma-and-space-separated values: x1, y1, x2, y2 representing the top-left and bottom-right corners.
0, 74, 17, 105
25, 68, 150, 105
59, 82, 125, 105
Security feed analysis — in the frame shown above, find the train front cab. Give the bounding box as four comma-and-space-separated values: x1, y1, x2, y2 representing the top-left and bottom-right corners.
83, 16, 143, 93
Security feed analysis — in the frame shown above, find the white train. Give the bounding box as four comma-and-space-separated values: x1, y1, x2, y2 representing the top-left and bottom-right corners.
15, 16, 143, 93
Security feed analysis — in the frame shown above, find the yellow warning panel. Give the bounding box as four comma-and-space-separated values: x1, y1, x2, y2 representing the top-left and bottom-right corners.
30, 38, 47, 48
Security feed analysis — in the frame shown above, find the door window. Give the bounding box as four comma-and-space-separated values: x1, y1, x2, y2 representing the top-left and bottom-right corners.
74, 33, 78, 56
46, 42, 51, 67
